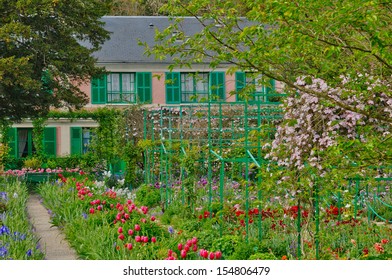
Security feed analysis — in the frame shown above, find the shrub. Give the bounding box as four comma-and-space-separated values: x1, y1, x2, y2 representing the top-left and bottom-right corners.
135, 184, 161, 208
23, 157, 41, 169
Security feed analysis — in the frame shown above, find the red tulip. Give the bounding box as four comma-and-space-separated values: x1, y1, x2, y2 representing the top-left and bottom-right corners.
192, 245, 198, 252
151, 237, 157, 243
151, 216, 156, 222
168, 249, 173, 257
97, 205, 103, 211
181, 249, 187, 258
118, 233, 125, 241
134, 224, 141, 231
128, 229, 134, 236
118, 227, 123, 234
191, 237, 198, 245
89, 208, 95, 214
127, 199, 132, 205
142, 236, 149, 243
126, 243, 133, 250
209, 252, 215, 260
135, 236, 141, 242
215, 251, 222, 259
178, 243, 183, 251
200, 249, 208, 259
184, 244, 190, 252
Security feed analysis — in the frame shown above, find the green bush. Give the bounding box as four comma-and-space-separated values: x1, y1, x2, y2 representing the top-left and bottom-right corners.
135, 184, 161, 208
249, 252, 278, 260
212, 235, 240, 257
23, 157, 42, 169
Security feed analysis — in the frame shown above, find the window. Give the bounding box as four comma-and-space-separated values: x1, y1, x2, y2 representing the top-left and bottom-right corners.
236, 72, 276, 103
107, 73, 135, 103
7, 127, 56, 158
165, 72, 225, 103
70, 127, 94, 155
91, 72, 152, 104
181, 73, 209, 102
17, 128, 35, 158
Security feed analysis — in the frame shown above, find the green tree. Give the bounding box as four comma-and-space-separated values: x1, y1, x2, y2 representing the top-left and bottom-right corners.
0, 0, 112, 121
146, 0, 392, 124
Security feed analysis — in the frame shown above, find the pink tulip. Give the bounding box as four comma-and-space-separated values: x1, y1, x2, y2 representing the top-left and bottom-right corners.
134, 224, 141, 231
181, 249, 187, 258
118, 227, 123, 234
135, 236, 141, 242
178, 243, 183, 251
215, 251, 222, 259
128, 229, 134, 236
151, 237, 157, 243
118, 233, 125, 241
126, 243, 133, 250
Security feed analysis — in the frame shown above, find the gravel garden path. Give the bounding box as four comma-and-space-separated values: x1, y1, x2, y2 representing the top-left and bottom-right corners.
26, 194, 78, 260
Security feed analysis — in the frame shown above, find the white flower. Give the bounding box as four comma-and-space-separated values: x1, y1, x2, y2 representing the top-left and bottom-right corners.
13, 193, 18, 198
118, 179, 125, 186
103, 170, 112, 178
94, 181, 105, 188
345, 204, 351, 208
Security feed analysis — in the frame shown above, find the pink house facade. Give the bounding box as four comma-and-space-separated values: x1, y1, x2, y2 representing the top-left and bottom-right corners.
8, 16, 283, 159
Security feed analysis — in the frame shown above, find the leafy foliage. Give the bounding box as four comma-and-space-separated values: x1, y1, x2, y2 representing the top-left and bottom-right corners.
0, 0, 112, 121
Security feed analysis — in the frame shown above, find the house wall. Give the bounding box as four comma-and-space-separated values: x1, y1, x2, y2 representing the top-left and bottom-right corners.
152, 72, 166, 104
11, 119, 99, 157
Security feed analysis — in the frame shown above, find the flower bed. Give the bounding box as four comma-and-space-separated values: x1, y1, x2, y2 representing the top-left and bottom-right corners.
0, 177, 44, 260
35, 173, 391, 260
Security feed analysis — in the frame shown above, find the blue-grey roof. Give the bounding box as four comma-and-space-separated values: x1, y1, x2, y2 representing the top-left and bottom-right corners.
94, 16, 205, 64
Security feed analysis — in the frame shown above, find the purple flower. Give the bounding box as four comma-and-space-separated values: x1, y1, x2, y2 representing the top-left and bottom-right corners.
13, 232, 26, 241
82, 213, 88, 219
0, 246, 8, 258
26, 249, 32, 257
168, 226, 174, 234
0, 225, 10, 235
0, 192, 7, 202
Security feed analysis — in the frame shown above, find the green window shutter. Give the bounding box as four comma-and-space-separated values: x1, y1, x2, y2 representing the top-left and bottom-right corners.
70, 127, 82, 155
43, 127, 56, 157
136, 72, 152, 103
91, 75, 107, 104
7, 127, 17, 158
235, 72, 246, 101
165, 72, 181, 104
209, 72, 225, 101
